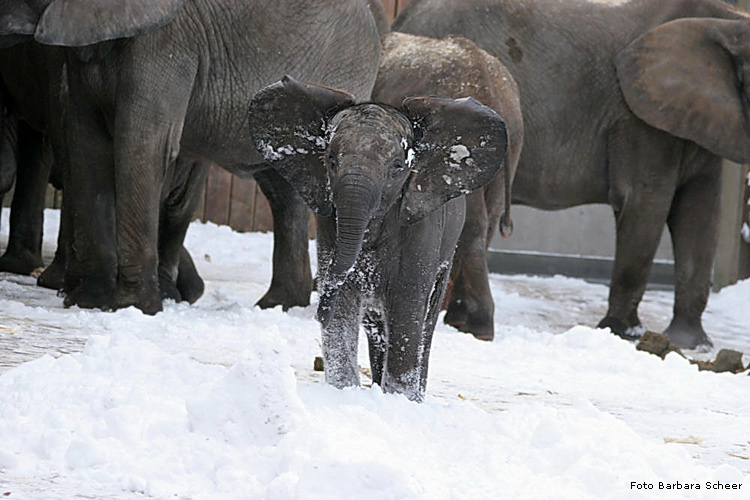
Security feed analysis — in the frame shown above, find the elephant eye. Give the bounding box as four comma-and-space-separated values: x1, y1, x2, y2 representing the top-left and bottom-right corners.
327, 151, 338, 169
389, 158, 406, 178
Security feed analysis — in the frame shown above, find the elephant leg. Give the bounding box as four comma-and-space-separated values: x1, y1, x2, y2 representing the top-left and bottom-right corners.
254, 168, 313, 310
383, 265, 449, 402
598, 127, 679, 339
318, 282, 362, 390
0, 122, 48, 275
417, 261, 452, 392
111, 57, 196, 314
37, 192, 67, 291
363, 306, 387, 387
444, 189, 494, 340
158, 158, 209, 303
62, 72, 117, 310
383, 233, 453, 402
663, 166, 720, 349
176, 246, 204, 304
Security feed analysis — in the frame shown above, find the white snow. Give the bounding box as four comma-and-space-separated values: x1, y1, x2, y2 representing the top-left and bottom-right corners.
0, 209, 748, 499
449, 144, 471, 163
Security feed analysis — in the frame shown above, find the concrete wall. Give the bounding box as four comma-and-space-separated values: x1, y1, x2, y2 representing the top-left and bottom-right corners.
489, 204, 673, 260
487, 205, 675, 287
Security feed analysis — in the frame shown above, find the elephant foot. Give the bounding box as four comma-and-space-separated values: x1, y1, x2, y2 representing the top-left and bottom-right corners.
159, 277, 182, 303
444, 298, 495, 341
381, 371, 424, 402
664, 316, 712, 351
256, 280, 312, 311
597, 316, 644, 341
116, 284, 163, 315
0, 249, 44, 276
176, 273, 205, 304
37, 255, 66, 290
158, 273, 204, 305
176, 248, 204, 304
63, 277, 117, 311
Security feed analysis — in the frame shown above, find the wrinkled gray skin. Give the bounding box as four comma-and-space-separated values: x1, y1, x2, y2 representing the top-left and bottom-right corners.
395, 0, 750, 349
374, 31, 523, 341
0, 42, 206, 304
249, 76, 508, 401
0, 0, 380, 314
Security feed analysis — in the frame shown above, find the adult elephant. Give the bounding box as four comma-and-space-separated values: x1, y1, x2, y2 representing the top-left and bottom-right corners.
0, 0, 380, 314
394, 0, 750, 349
0, 43, 65, 281
0, 42, 207, 303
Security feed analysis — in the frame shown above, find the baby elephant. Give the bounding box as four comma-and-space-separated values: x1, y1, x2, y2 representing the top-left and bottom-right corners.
249, 76, 507, 401
375, 32, 524, 341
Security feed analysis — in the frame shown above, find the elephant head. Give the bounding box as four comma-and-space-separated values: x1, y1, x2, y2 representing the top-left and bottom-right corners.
249, 75, 507, 279
0, 0, 189, 46
615, 17, 750, 164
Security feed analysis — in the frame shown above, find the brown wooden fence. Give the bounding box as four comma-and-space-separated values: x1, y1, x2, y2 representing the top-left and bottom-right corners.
193, 0, 411, 232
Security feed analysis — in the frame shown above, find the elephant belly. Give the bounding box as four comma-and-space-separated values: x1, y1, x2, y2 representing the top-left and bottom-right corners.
511, 137, 610, 210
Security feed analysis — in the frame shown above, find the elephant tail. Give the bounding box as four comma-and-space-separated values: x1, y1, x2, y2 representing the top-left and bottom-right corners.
499, 161, 513, 238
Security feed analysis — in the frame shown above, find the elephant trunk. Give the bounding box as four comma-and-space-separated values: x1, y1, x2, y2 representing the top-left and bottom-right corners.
330, 173, 379, 279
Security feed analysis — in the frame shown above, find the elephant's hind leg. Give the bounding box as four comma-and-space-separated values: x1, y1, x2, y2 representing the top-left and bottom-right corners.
663, 164, 720, 350
254, 168, 313, 310
363, 307, 386, 387
158, 158, 209, 303
0, 122, 49, 275
444, 190, 495, 340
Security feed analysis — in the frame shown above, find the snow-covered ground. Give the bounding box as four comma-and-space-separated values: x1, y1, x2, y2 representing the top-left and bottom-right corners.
0, 210, 748, 499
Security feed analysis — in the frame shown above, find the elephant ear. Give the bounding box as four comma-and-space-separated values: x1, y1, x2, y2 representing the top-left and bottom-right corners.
34, 0, 189, 46
249, 75, 355, 216
400, 96, 507, 224
0, 2, 39, 38
615, 18, 750, 163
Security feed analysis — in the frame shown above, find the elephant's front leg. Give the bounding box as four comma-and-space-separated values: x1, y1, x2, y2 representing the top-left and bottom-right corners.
444, 189, 495, 340
383, 266, 448, 402
112, 59, 197, 314
383, 235, 453, 402
37, 191, 67, 291
318, 281, 363, 389
254, 168, 313, 310
599, 126, 679, 338
62, 69, 118, 310
663, 162, 720, 349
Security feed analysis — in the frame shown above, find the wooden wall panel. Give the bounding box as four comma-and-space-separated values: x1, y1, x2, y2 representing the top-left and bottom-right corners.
228, 176, 257, 232
251, 182, 275, 232
381, 0, 398, 20
382, 0, 410, 21
202, 164, 232, 226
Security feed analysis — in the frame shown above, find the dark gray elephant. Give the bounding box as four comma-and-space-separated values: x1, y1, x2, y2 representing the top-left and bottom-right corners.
0, 41, 206, 303
0, 0, 380, 314
373, 31, 523, 341
0, 44, 61, 279
249, 76, 508, 401
394, 0, 750, 349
